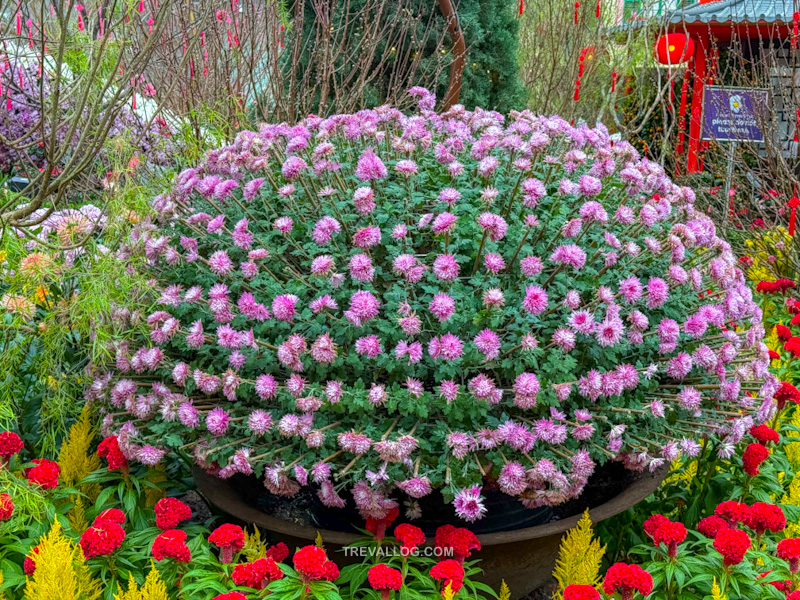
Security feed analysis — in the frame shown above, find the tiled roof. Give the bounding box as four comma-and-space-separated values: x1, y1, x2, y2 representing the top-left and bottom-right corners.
668, 0, 796, 24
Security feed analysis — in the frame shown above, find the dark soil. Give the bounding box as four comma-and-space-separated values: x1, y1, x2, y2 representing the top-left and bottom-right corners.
228, 460, 638, 537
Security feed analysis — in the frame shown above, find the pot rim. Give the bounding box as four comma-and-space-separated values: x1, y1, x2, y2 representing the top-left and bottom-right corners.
195, 463, 669, 546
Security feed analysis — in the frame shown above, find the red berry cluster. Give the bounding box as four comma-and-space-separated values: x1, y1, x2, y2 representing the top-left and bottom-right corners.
154, 497, 192, 531
97, 436, 128, 471
602, 563, 653, 600
25, 458, 60, 489
231, 556, 284, 590
152, 529, 192, 562
293, 545, 339, 581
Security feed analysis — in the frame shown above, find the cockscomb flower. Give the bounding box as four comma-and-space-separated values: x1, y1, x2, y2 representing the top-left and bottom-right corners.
209, 523, 245, 564
154, 497, 192, 531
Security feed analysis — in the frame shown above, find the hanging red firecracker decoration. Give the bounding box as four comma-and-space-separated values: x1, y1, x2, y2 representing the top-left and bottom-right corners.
611, 71, 617, 92
15, 11, 21, 35
596, 0, 601, 18
654, 33, 695, 65
574, 2, 580, 25
793, 12, 800, 49
574, 79, 581, 102
789, 196, 800, 236
138, 0, 144, 11
794, 108, 800, 142
519, 0, 524, 15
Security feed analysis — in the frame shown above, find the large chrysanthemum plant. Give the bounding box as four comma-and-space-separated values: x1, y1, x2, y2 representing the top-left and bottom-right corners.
89, 87, 776, 523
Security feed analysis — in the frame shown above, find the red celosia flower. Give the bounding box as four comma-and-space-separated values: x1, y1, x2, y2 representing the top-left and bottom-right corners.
777, 538, 800, 573
365, 506, 399, 540
777, 324, 793, 341
97, 436, 128, 471
642, 514, 670, 539
25, 458, 60, 489
154, 497, 192, 531
293, 545, 339, 581
653, 522, 687, 558
744, 502, 786, 536
394, 523, 426, 555
265, 541, 289, 563
756, 281, 776, 294
715, 501, 749, 526
775, 381, 800, 410
768, 349, 781, 361
368, 563, 403, 599
785, 337, 800, 359
0, 431, 23, 460
697, 515, 729, 538
758, 279, 796, 294
0, 493, 13, 520
430, 559, 465, 595
152, 529, 192, 563
777, 279, 796, 293
792, 314, 800, 327
602, 563, 653, 600
434, 525, 481, 562
742, 443, 770, 476
231, 557, 284, 590
713, 528, 751, 566
24, 546, 39, 575
94, 508, 126, 526
750, 424, 780, 446
212, 594, 248, 600
564, 584, 601, 600
80, 521, 126, 558
208, 523, 245, 564
789, 592, 800, 600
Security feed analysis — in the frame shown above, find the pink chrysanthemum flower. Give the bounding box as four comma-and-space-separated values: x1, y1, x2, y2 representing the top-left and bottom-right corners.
355, 335, 383, 358
522, 286, 548, 315
454, 486, 486, 522
428, 334, 464, 361
433, 254, 460, 281
353, 226, 381, 249
432, 212, 457, 234
438, 188, 461, 205
474, 329, 501, 362
476, 212, 508, 241
345, 291, 380, 326
272, 294, 299, 322
553, 328, 576, 351
439, 380, 460, 402
395, 160, 418, 177
273, 217, 293, 234
482, 288, 505, 308
484, 253, 506, 273
349, 254, 375, 282
311, 255, 335, 277
353, 187, 376, 215
355, 148, 388, 181
206, 407, 230, 436
429, 294, 456, 323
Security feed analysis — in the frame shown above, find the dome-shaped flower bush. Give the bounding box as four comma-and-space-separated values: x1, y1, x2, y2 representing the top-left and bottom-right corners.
92, 87, 777, 522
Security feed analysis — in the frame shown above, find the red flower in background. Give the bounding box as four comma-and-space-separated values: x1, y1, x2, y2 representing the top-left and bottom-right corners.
293, 545, 339, 582
742, 443, 770, 476
212, 594, 248, 600
366, 506, 399, 540
785, 337, 800, 358
434, 525, 481, 563
208, 524, 245, 564
25, 458, 60, 489
368, 563, 403, 599
697, 515, 728, 538
778, 538, 800, 573
744, 503, 786, 536
564, 584, 601, 600
602, 563, 653, 600
154, 497, 192, 531
24, 546, 39, 575
97, 436, 128, 471
750, 424, 780, 446
231, 557, 284, 590
429, 559, 465, 594
768, 349, 781, 360
652, 521, 687, 558
777, 324, 793, 341
0, 431, 23, 461
715, 501, 749, 526
757, 279, 796, 294
80, 520, 126, 558
792, 314, 800, 327
394, 523, 426, 555
775, 381, 800, 409
642, 514, 670, 539
713, 528, 751, 565
265, 542, 289, 563
152, 529, 191, 563
0, 493, 13, 520
787, 591, 800, 600
95, 508, 126, 526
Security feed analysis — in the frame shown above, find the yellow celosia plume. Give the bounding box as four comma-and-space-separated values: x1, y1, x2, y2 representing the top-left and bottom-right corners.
114, 564, 168, 600
551, 510, 606, 600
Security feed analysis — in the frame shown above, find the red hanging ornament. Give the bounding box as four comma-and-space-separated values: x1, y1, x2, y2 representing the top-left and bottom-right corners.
790, 196, 800, 236
794, 108, 800, 142
574, 2, 580, 25
15, 12, 21, 35
793, 12, 800, 49
519, 0, 524, 15
574, 79, 581, 102
578, 55, 585, 78
596, 0, 600, 18
611, 71, 617, 92
138, 0, 144, 11
654, 33, 694, 65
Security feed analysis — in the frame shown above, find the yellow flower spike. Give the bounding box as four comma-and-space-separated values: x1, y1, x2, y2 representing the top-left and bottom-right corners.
443, 583, 456, 600
551, 510, 606, 599
315, 531, 325, 549
498, 580, 511, 600
711, 577, 727, 600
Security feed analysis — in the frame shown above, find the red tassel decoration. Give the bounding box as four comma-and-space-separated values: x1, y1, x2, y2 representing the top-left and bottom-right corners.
794, 12, 800, 49
611, 71, 617, 92
795, 108, 800, 142
519, 0, 523, 15
99, 7, 104, 37
596, 0, 600, 18
574, 79, 581, 101
578, 55, 585, 78
16, 12, 21, 35
574, 2, 580, 25
790, 196, 800, 236
138, 0, 144, 11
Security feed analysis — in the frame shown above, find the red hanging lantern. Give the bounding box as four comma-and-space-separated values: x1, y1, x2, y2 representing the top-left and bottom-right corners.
654, 33, 695, 66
